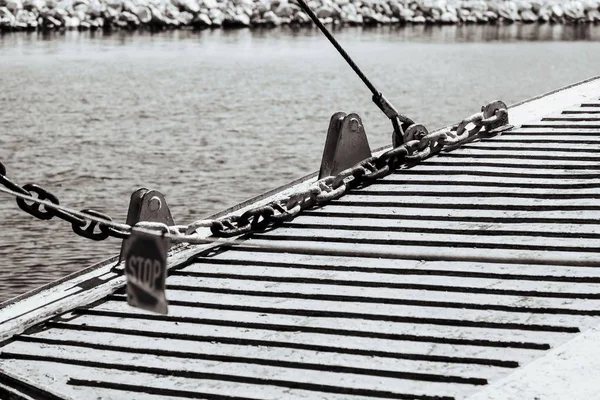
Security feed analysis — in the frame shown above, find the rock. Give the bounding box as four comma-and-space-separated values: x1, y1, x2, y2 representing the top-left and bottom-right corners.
275, 3, 299, 17
475, 10, 488, 22
122, 0, 136, 13
399, 7, 413, 19
64, 15, 80, 27
136, 5, 151, 23
412, 14, 425, 22
315, 5, 334, 18
121, 9, 139, 23
457, 7, 470, 21
165, 2, 179, 18
292, 9, 310, 23
388, 1, 402, 17
178, 0, 200, 13
91, 16, 103, 28
102, 4, 117, 20
551, 4, 563, 18
22, 0, 43, 11
516, 0, 531, 12
307, 0, 319, 9
231, 11, 249, 25
484, 10, 497, 21
341, 3, 355, 15
440, 10, 457, 23
192, 11, 210, 26
587, 8, 600, 21
199, 0, 216, 9
148, 4, 165, 24
564, 2, 585, 21
263, 10, 280, 25
44, 14, 62, 28
208, 7, 223, 24
537, 5, 551, 21
15, 8, 33, 23
178, 10, 194, 24
380, 1, 391, 16
496, 4, 514, 21
346, 12, 361, 24
255, 0, 268, 13
0, 6, 15, 27
520, 9, 537, 22
5, 0, 22, 13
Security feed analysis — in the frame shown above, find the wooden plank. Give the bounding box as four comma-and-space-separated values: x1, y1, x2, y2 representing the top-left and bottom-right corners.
357, 184, 600, 196
426, 156, 600, 166
0, 341, 479, 399
483, 136, 600, 143
459, 142, 600, 150
260, 226, 600, 252
311, 205, 600, 223
521, 121, 600, 128
441, 149, 600, 160
238, 238, 600, 267
166, 266, 600, 299
0, 382, 37, 400
540, 113, 600, 120
338, 194, 600, 207
52, 314, 543, 363
290, 215, 600, 235
542, 113, 600, 121
202, 248, 600, 279
86, 301, 572, 346
159, 285, 597, 330
402, 164, 600, 175
379, 174, 600, 185
561, 107, 600, 113
506, 128, 600, 134
167, 269, 600, 313
0, 359, 367, 400
17, 330, 508, 381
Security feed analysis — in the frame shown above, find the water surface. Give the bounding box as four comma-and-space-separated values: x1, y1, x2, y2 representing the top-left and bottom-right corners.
1, 24, 600, 301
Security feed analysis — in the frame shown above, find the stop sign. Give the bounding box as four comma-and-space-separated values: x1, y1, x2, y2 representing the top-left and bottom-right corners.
125, 232, 168, 314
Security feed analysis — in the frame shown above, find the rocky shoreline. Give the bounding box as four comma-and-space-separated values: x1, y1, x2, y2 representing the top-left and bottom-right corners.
1, 0, 600, 32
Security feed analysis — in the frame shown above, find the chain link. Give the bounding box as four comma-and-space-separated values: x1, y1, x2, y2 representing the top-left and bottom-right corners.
0, 101, 510, 243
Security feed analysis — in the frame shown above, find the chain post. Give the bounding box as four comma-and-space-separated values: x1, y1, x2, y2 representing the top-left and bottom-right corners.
318, 112, 372, 180
118, 188, 175, 264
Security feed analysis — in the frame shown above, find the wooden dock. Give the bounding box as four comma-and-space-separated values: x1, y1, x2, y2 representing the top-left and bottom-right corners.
1, 77, 600, 399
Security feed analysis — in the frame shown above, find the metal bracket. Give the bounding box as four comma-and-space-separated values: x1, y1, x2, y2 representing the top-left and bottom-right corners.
118, 188, 175, 264
318, 112, 372, 179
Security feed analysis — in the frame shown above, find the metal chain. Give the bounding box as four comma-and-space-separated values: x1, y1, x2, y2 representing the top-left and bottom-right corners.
0, 168, 130, 241
205, 101, 512, 237
0, 101, 511, 243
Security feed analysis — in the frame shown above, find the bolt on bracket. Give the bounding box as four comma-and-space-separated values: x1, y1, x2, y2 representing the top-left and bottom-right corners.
118, 188, 175, 264
318, 112, 372, 179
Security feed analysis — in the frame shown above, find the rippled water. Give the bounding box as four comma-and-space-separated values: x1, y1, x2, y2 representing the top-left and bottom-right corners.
1, 23, 600, 302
